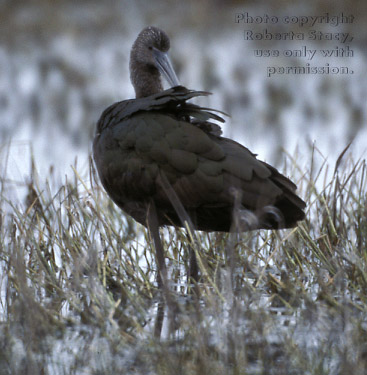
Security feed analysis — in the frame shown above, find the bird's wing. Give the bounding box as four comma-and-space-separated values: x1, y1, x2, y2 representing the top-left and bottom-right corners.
168, 136, 286, 211
111, 112, 286, 213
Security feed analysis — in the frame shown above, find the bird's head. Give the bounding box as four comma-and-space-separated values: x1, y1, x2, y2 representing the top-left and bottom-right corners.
130, 26, 180, 97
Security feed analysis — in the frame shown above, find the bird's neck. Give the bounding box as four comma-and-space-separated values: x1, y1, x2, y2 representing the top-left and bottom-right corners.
130, 62, 163, 98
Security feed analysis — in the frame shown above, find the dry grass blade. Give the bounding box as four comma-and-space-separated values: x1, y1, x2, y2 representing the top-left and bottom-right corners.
0, 146, 367, 374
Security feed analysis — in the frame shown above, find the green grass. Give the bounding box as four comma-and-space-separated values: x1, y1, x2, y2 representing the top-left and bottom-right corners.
1, 146, 367, 375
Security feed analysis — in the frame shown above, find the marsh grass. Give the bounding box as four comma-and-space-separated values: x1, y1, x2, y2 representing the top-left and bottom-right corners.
1, 146, 367, 375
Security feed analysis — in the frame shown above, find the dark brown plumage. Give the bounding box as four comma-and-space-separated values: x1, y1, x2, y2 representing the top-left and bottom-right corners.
93, 26, 306, 233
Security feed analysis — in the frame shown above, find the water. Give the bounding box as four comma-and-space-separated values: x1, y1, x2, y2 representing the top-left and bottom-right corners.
1, 2, 366, 195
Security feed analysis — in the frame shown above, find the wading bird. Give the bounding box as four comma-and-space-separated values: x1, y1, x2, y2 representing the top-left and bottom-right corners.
93, 26, 306, 292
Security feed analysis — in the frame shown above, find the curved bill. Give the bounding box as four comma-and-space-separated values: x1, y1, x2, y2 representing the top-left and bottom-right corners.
153, 48, 180, 87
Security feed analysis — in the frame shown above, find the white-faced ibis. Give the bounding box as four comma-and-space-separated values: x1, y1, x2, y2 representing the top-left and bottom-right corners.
93, 26, 306, 291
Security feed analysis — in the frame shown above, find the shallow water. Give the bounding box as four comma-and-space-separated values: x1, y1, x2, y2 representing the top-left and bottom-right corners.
3, 273, 365, 375
1, 1, 366, 195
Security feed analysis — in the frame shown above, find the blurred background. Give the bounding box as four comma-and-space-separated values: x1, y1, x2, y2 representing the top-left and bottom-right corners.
0, 0, 366, 200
